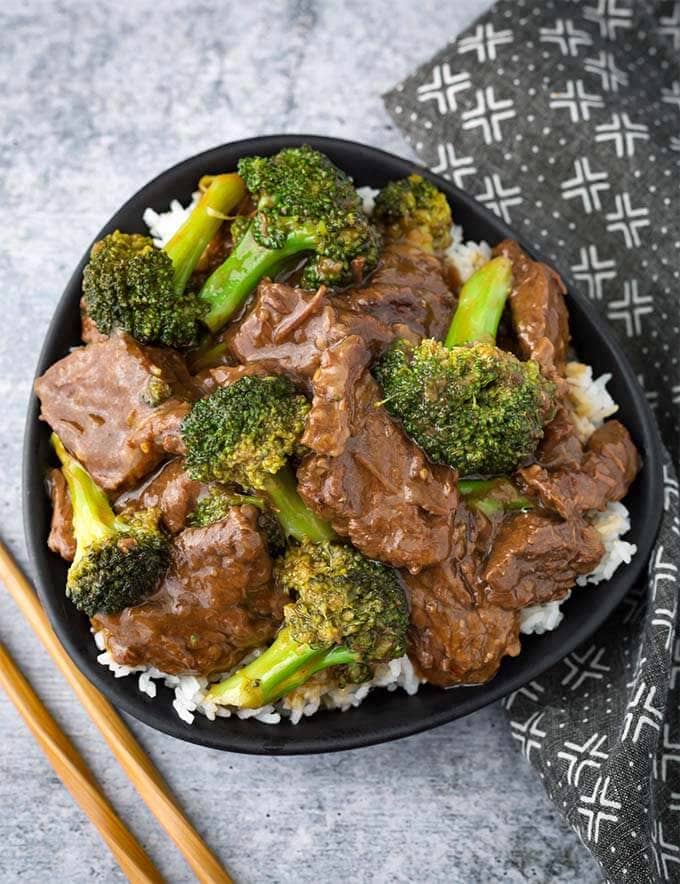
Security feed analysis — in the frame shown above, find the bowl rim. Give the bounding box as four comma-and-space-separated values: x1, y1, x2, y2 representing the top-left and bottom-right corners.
23, 134, 664, 754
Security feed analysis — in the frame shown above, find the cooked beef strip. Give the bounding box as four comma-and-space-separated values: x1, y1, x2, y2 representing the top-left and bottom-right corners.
47, 468, 75, 561
335, 241, 457, 343
405, 557, 521, 686
225, 242, 456, 388
297, 335, 459, 573
493, 239, 570, 376
519, 419, 640, 518
35, 332, 198, 491
533, 401, 584, 469
115, 458, 206, 535
225, 281, 391, 388
94, 506, 285, 676
483, 511, 605, 609
300, 335, 373, 457
405, 491, 604, 684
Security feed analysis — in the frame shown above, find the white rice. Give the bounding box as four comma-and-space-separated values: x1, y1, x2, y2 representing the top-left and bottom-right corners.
356, 184, 379, 215
564, 361, 619, 442
143, 192, 200, 248
94, 631, 421, 726
445, 224, 493, 283
577, 502, 636, 586
110, 199, 637, 721
519, 597, 569, 636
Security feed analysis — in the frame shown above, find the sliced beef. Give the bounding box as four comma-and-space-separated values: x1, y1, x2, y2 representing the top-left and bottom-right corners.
336, 241, 456, 343
47, 468, 75, 561
115, 459, 206, 535
483, 511, 605, 609
35, 332, 198, 491
297, 336, 458, 573
587, 420, 641, 493
301, 335, 373, 457
226, 281, 391, 388
94, 506, 285, 676
534, 402, 584, 469
405, 559, 521, 686
144, 400, 191, 459
519, 419, 640, 518
494, 239, 570, 375
226, 243, 456, 388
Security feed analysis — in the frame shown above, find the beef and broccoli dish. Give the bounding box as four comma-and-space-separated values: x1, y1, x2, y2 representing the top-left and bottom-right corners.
36, 147, 640, 724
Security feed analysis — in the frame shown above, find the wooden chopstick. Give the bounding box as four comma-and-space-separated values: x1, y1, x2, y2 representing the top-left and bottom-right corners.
0, 539, 233, 884
0, 640, 163, 884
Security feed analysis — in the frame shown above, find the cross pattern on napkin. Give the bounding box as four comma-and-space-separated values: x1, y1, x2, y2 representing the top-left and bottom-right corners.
384, 1, 680, 880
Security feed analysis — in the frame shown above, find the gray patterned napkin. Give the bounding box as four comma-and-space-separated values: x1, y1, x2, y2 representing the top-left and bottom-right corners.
384, 2, 680, 880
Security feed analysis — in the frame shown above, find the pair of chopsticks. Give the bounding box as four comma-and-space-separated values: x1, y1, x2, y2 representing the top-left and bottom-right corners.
0, 540, 233, 884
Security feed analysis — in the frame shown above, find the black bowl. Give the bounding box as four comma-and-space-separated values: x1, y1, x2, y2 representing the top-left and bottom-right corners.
23, 135, 663, 754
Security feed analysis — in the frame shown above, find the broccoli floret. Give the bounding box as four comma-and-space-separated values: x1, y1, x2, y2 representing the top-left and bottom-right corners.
376, 338, 555, 476
187, 487, 264, 527
229, 214, 252, 246
181, 375, 335, 543
140, 376, 173, 407
206, 541, 408, 708
256, 509, 287, 558
181, 375, 309, 488
373, 174, 453, 253
374, 256, 557, 476
82, 174, 246, 347
52, 434, 169, 616
198, 146, 381, 331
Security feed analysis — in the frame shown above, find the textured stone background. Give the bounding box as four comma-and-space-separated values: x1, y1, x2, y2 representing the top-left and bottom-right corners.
0, 1, 599, 881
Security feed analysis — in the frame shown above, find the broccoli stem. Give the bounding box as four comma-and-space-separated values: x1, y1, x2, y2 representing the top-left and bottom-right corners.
198, 225, 318, 332
261, 464, 336, 544
188, 338, 232, 373
206, 626, 356, 707
458, 477, 533, 516
163, 173, 246, 296
444, 256, 513, 348
51, 434, 115, 557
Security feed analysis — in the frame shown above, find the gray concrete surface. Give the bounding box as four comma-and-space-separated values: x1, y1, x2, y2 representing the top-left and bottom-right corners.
0, 1, 599, 881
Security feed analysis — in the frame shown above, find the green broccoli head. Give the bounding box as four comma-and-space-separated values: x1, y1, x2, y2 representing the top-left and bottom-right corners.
52, 434, 170, 616
205, 540, 408, 708
237, 146, 381, 287
181, 375, 310, 488
83, 231, 203, 347
68, 508, 169, 616
229, 214, 252, 247
256, 509, 288, 558
374, 338, 557, 476
187, 487, 264, 528
279, 541, 408, 676
373, 174, 452, 253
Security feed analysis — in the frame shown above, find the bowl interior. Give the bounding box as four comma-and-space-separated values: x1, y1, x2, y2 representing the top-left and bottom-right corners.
23, 135, 664, 754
